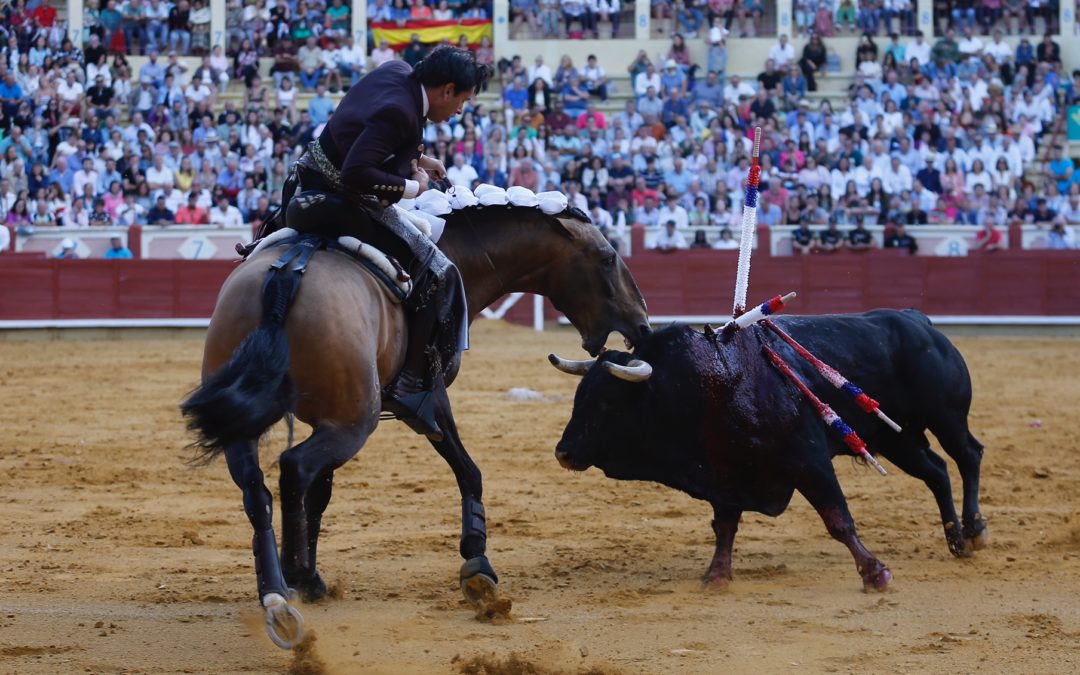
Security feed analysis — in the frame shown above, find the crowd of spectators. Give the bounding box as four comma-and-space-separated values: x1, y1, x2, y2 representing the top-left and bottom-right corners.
1, 0, 1079, 258
509, 0, 630, 40
478, 27, 1080, 251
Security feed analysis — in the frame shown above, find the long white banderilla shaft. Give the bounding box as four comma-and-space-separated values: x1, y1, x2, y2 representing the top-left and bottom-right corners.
732, 126, 762, 317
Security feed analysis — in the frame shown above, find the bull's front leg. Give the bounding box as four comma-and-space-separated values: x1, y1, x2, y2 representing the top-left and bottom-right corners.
426, 383, 507, 617
703, 506, 741, 590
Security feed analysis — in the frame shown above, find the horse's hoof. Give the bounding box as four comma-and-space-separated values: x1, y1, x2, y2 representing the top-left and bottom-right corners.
288, 571, 327, 603
861, 567, 892, 593
263, 592, 305, 650
459, 556, 500, 610
964, 528, 989, 553
945, 523, 970, 558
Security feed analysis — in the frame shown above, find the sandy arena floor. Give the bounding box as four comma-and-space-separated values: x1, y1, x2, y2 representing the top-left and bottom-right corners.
1, 321, 1079, 674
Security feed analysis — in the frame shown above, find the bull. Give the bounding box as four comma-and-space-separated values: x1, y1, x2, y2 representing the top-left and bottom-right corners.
549, 309, 986, 591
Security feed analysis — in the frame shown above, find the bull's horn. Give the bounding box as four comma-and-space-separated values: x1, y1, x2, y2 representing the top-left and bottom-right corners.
602, 359, 653, 382
548, 353, 596, 376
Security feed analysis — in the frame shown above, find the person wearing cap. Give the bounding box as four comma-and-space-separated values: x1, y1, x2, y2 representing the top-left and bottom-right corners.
660, 58, 687, 96
56, 238, 80, 260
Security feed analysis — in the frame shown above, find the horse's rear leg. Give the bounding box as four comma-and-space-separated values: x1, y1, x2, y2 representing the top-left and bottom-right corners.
278, 421, 373, 602
428, 384, 504, 614
224, 440, 304, 649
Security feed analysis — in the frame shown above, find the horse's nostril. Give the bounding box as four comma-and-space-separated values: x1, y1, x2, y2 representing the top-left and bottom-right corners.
638, 323, 651, 335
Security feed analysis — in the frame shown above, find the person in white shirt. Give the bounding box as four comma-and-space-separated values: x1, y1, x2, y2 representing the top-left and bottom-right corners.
957, 27, 983, 58
72, 157, 100, 198
57, 71, 84, 106
335, 35, 367, 88
767, 34, 795, 69
0, 219, 10, 252
883, 156, 913, 194
527, 54, 553, 87
146, 156, 175, 192
722, 74, 755, 103
446, 153, 479, 187
907, 31, 931, 67
634, 64, 661, 98
651, 220, 689, 251
983, 30, 1011, 65
184, 80, 213, 104
369, 38, 396, 69
210, 196, 244, 227
657, 194, 689, 229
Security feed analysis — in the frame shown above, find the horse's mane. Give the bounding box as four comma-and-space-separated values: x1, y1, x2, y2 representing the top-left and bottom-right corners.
424, 182, 593, 228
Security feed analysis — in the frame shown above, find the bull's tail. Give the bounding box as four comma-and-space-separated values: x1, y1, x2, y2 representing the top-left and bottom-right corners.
182, 269, 299, 463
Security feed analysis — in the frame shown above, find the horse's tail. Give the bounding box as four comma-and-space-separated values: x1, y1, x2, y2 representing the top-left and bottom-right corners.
182, 269, 299, 463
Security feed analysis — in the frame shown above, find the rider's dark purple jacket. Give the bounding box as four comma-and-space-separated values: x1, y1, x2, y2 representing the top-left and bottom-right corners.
319, 60, 425, 206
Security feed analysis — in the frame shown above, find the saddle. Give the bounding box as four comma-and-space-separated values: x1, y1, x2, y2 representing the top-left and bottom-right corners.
240, 230, 414, 304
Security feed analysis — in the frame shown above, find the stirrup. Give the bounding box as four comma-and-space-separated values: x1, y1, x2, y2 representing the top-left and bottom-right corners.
382, 390, 444, 441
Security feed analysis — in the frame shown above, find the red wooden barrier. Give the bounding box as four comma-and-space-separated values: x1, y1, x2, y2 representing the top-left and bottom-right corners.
1, 251, 1078, 323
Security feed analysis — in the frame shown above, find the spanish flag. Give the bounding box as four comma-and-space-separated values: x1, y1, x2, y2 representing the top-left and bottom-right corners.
370, 19, 492, 48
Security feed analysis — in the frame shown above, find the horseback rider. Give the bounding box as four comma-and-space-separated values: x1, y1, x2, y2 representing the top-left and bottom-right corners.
273, 46, 489, 442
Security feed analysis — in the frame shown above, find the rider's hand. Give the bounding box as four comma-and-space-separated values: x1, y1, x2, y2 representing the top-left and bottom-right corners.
418, 155, 447, 181
410, 161, 430, 195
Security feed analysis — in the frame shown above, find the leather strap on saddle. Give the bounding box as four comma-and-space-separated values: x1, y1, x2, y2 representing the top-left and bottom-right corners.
387, 256, 411, 283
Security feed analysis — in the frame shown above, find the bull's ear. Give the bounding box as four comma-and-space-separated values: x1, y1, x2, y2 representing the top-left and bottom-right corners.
602, 359, 652, 383
548, 353, 595, 376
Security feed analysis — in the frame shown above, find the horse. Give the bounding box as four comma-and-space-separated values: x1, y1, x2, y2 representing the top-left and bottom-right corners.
181, 199, 650, 648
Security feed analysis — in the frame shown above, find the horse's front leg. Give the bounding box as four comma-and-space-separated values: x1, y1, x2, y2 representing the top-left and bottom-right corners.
428, 384, 504, 614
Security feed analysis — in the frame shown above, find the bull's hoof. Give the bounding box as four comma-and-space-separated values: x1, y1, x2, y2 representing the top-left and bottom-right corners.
460, 556, 506, 617
861, 567, 892, 593
701, 576, 732, 591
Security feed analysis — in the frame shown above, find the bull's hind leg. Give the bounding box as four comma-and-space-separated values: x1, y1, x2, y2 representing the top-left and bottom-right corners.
426, 383, 504, 614
702, 506, 741, 589
224, 440, 303, 649
933, 422, 988, 553
278, 421, 374, 602
795, 462, 892, 592
879, 432, 966, 557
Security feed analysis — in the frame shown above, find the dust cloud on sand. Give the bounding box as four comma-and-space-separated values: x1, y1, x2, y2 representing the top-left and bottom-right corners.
1, 322, 1079, 673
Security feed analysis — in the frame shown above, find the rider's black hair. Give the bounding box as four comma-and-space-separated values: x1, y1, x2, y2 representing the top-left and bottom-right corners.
411, 46, 490, 96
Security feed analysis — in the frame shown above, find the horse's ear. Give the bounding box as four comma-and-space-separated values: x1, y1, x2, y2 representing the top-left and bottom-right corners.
547, 215, 576, 240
